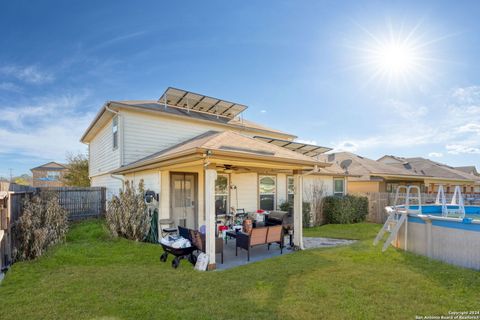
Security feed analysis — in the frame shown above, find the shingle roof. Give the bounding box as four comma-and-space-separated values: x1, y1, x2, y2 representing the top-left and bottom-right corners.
31, 162, 67, 171
383, 157, 480, 182
111, 100, 294, 138
455, 166, 479, 176
318, 152, 424, 180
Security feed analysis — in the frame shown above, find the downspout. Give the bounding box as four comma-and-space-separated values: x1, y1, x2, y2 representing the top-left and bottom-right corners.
105, 103, 125, 166
110, 174, 125, 191
106, 103, 125, 191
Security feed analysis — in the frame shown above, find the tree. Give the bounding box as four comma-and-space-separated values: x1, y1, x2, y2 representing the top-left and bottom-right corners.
62, 153, 90, 187
14, 174, 32, 186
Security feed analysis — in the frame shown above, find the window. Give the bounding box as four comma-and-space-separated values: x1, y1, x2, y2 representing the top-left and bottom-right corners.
287, 176, 295, 204
215, 174, 229, 215
112, 116, 118, 150
334, 179, 345, 196
47, 171, 60, 181
259, 175, 276, 211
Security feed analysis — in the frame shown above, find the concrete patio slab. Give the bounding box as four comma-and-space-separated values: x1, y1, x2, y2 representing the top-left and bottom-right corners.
215, 236, 356, 270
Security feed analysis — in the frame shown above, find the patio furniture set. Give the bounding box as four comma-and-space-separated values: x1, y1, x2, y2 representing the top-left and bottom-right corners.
159, 210, 292, 268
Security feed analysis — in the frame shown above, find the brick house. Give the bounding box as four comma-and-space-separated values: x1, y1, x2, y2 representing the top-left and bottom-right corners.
31, 162, 68, 187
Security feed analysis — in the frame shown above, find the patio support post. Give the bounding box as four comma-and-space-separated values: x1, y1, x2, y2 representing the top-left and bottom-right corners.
293, 171, 304, 250
205, 166, 217, 270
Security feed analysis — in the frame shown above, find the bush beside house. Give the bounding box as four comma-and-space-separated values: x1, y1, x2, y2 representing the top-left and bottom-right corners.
14, 193, 69, 261
323, 195, 368, 224
105, 180, 150, 241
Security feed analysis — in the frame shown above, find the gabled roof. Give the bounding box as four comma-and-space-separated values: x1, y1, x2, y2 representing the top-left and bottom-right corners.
81, 92, 296, 143
455, 166, 479, 176
318, 152, 426, 181
378, 156, 480, 183
31, 162, 67, 172
113, 131, 332, 174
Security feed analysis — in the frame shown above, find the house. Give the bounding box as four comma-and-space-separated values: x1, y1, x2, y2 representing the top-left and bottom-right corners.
318, 152, 427, 193
80, 88, 348, 268
31, 162, 68, 187
455, 166, 479, 177
378, 156, 480, 193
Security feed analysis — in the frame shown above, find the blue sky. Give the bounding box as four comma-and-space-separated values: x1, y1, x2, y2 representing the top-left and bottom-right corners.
1, 0, 479, 178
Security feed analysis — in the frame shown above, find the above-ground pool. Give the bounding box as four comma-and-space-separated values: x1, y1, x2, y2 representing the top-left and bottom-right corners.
384, 205, 480, 270
408, 204, 480, 220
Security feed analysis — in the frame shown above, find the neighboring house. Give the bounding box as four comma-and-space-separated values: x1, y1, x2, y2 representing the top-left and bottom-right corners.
455, 166, 479, 177
378, 156, 480, 193
80, 87, 348, 231
318, 152, 427, 193
31, 162, 68, 187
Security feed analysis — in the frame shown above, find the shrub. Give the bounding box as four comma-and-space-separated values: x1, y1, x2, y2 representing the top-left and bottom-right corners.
14, 193, 69, 261
323, 195, 368, 224
105, 180, 149, 241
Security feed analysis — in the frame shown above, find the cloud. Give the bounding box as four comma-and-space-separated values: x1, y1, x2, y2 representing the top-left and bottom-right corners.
0, 65, 54, 84
451, 86, 480, 104
387, 99, 428, 118
330, 87, 480, 158
428, 152, 443, 158
0, 92, 94, 160
446, 144, 480, 155
458, 123, 480, 135
0, 81, 22, 92
332, 140, 360, 152
295, 138, 317, 145
260, 109, 267, 113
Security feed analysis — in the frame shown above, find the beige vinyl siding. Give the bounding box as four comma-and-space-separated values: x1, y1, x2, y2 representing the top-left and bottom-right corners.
90, 174, 123, 199
276, 173, 287, 207
303, 175, 335, 198
124, 169, 161, 194
121, 110, 289, 165
230, 173, 258, 212
89, 120, 120, 177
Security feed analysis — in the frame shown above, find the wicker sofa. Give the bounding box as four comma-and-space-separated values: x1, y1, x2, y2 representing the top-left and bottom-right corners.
235, 225, 284, 261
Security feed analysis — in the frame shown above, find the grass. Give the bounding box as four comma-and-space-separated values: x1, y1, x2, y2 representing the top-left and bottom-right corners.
0, 220, 479, 319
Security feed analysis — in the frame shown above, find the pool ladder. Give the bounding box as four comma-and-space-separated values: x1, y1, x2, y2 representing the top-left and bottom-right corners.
374, 186, 421, 252
436, 185, 465, 218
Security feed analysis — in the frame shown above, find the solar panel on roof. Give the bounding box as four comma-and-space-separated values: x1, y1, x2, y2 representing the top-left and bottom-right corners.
253, 136, 332, 158
158, 87, 248, 119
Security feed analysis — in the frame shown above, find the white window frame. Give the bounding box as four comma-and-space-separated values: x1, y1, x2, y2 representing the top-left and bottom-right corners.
112, 116, 119, 150
333, 178, 345, 196
259, 175, 277, 211
287, 175, 295, 203
47, 171, 60, 181
215, 174, 229, 215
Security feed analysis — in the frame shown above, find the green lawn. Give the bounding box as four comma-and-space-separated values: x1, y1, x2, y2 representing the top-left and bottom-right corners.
0, 220, 479, 320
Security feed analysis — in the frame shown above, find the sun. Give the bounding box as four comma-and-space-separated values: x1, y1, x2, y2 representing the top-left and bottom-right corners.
347, 20, 442, 90
375, 42, 417, 75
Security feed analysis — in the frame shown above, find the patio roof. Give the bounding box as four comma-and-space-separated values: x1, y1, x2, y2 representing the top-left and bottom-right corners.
112, 131, 331, 174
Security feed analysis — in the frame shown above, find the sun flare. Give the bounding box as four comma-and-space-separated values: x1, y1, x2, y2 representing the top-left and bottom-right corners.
348, 21, 441, 89
375, 42, 417, 75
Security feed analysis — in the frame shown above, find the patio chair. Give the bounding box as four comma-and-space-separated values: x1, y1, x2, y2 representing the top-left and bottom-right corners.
190, 229, 224, 264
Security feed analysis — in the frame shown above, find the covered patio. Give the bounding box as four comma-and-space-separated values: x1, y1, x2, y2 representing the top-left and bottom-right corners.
113, 130, 337, 270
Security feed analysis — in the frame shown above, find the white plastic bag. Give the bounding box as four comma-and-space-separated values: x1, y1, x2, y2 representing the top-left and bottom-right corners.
194, 253, 209, 271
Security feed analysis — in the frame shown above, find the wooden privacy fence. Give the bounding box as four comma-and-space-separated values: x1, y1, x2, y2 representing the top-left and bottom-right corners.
0, 183, 106, 269
358, 192, 479, 223
38, 187, 106, 221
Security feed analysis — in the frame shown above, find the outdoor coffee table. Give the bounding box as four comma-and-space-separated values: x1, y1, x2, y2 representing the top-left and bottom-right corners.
225, 230, 239, 244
